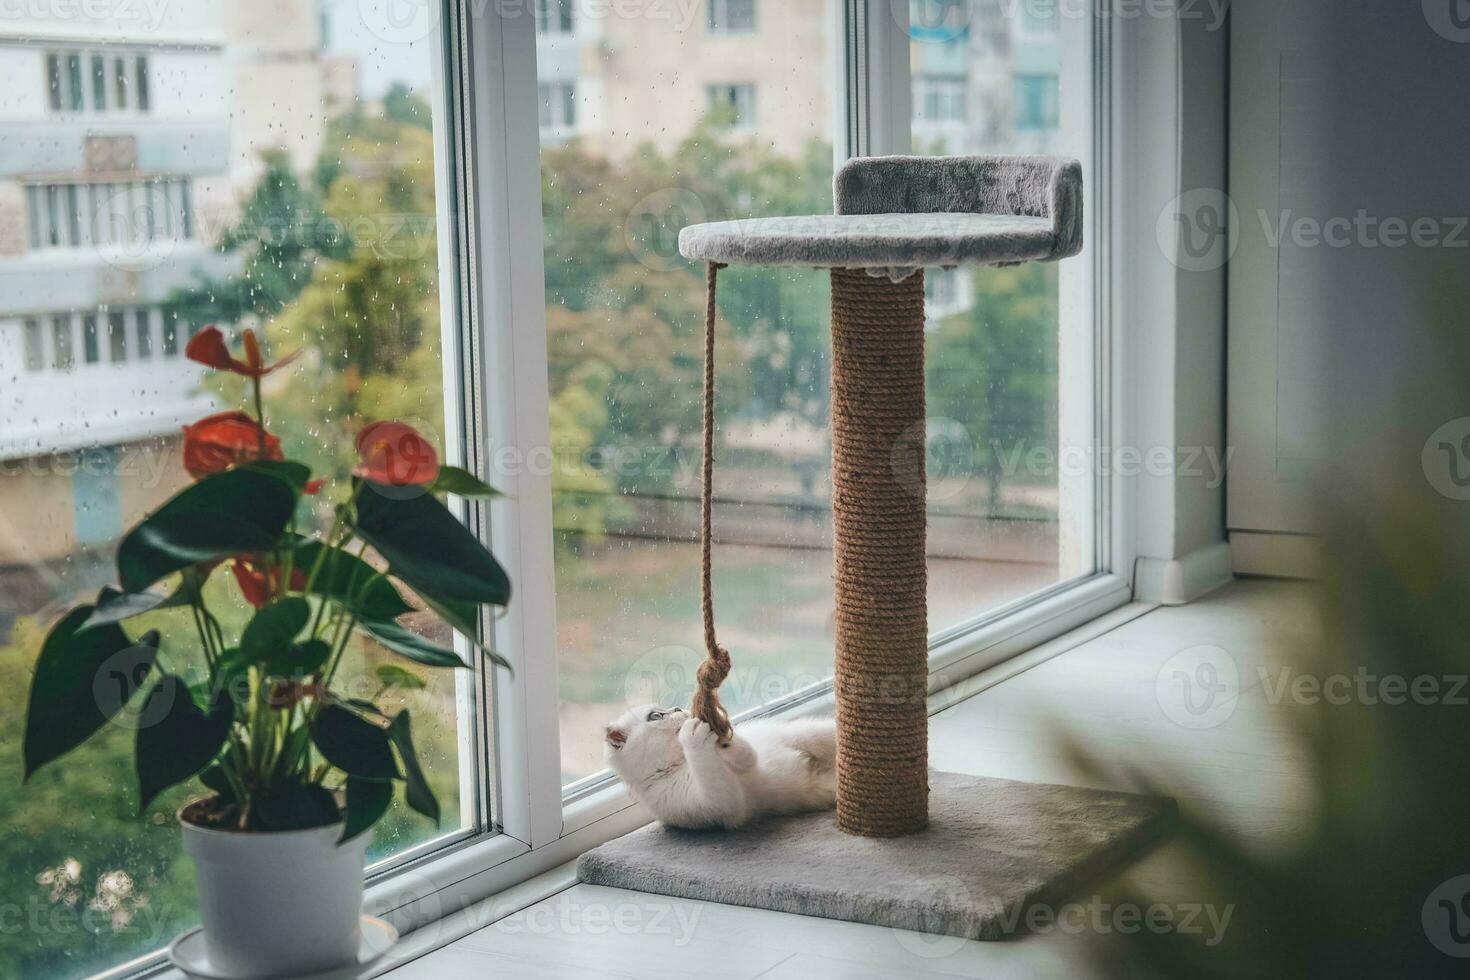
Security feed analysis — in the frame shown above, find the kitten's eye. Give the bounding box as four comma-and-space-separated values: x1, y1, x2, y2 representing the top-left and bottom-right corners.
646, 710, 664, 722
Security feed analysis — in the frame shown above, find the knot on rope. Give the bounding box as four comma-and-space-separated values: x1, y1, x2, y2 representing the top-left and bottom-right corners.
691, 261, 735, 746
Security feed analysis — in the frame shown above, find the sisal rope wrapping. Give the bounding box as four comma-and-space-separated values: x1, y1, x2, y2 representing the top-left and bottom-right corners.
829, 267, 930, 836
690, 261, 734, 745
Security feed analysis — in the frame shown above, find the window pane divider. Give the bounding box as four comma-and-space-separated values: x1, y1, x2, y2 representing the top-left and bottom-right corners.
460, 1, 567, 852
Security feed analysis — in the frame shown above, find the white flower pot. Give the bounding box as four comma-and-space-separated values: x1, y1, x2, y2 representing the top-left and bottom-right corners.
180, 809, 370, 978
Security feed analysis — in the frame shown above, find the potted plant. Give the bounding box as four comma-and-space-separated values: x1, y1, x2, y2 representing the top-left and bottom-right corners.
20, 327, 511, 978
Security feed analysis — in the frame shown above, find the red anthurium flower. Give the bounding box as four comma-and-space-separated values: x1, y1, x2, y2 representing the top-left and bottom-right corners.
353, 421, 440, 486
182, 411, 283, 480
186, 326, 301, 378
231, 556, 308, 609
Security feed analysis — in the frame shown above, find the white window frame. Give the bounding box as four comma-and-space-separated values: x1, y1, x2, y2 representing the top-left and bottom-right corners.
103, 4, 1136, 976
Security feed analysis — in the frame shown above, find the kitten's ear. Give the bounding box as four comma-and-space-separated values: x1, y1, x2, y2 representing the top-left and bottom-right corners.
606, 726, 627, 749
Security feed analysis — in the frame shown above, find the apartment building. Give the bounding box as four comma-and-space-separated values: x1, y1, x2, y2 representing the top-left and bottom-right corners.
536, 0, 834, 157
0, 1, 341, 624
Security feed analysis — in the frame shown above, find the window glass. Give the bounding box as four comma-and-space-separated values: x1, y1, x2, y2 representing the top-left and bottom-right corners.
66, 53, 83, 111
908, 0, 1095, 630
83, 314, 101, 364
24, 318, 45, 371
107, 310, 128, 362
133, 309, 153, 359
46, 54, 62, 111
709, 0, 757, 33
91, 55, 106, 110
540, 2, 837, 785
135, 54, 149, 111
0, 5, 467, 976
51, 315, 75, 370
114, 55, 128, 109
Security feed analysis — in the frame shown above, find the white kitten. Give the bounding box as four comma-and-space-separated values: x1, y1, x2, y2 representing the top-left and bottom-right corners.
604, 704, 837, 830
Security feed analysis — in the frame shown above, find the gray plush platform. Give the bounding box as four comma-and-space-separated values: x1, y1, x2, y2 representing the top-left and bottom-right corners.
678, 154, 1083, 272
678, 213, 1058, 269
577, 771, 1174, 941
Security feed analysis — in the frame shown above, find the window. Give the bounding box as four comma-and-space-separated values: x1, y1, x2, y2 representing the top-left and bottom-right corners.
134, 308, 154, 359
114, 54, 128, 108
51, 315, 75, 371
91, 54, 106, 111
908, 0, 1096, 629
1, 5, 1108, 975
914, 76, 966, 122
46, 53, 62, 111
706, 83, 757, 128
23, 318, 45, 371
538, 81, 577, 132
1016, 73, 1059, 131
3, 8, 470, 979
135, 54, 150, 111
25, 178, 195, 252
708, 0, 757, 33
536, 0, 574, 34
541, 8, 835, 787
45, 48, 154, 115
106, 310, 128, 362
82, 314, 101, 364
66, 54, 83, 111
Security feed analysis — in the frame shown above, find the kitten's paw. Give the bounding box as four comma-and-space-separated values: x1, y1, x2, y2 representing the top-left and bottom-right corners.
678, 717, 716, 750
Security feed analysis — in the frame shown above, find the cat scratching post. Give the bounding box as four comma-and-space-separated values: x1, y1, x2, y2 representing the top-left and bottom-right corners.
681, 156, 1084, 837
580, 158, 1175, 939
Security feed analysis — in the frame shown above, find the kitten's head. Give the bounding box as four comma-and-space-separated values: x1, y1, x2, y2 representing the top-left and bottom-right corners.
604, 703, 686, 777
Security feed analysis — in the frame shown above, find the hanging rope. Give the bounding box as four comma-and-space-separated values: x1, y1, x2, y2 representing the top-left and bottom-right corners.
690, 261, 734, 745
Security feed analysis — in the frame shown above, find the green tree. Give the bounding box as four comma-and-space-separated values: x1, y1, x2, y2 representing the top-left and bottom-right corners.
926, 262, 1059, 514
167, 150, 350, 330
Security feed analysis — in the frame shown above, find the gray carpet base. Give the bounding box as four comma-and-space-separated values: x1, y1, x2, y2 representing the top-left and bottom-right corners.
576, 771, 1175, 941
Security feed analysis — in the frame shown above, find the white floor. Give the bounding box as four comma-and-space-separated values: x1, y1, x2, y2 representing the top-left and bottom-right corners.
384, 580, 1318, 979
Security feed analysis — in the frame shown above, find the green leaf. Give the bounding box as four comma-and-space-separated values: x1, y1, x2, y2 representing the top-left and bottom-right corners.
431, 465, 502, 499
81, 585, 188, 631
24, 601, 160, 779
117, 468, 296, 593
341, 776, 392, 842
310, 703, 400, 780
288, 639, 333, 675
244, 459, 314, 493
294, 541, 412, 621
359, 619, 470, 669
136, 676, 234, 811
411, 592, 513, 674
351, 479, 511, 606
388, 711, 439, 824
240, 597, 312, 664
375, 664, 426, 691
253, 782, 341, 832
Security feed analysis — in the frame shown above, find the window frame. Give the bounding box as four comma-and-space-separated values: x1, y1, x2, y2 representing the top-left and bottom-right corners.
103, 4, 1125, 975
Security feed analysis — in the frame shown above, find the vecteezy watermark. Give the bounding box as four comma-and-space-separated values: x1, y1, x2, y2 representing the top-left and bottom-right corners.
0, 0, 171, 30
1423, 0, 1470, 43
1156, 188, 1240, 273
1155, 645, 1240, 729
1422, 417, 1470, 501
993, 440, 1233, 489
894, 891, 1234, 957
1158, 190, 1470, 271
491, 895, 702, 943
621, 645, 830, 709
901, 0, 1229, 42
624, 188, 708, 272
1424, 875, 1470, 958
355, 0, 703, 45
1257, 666, 1468, 708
